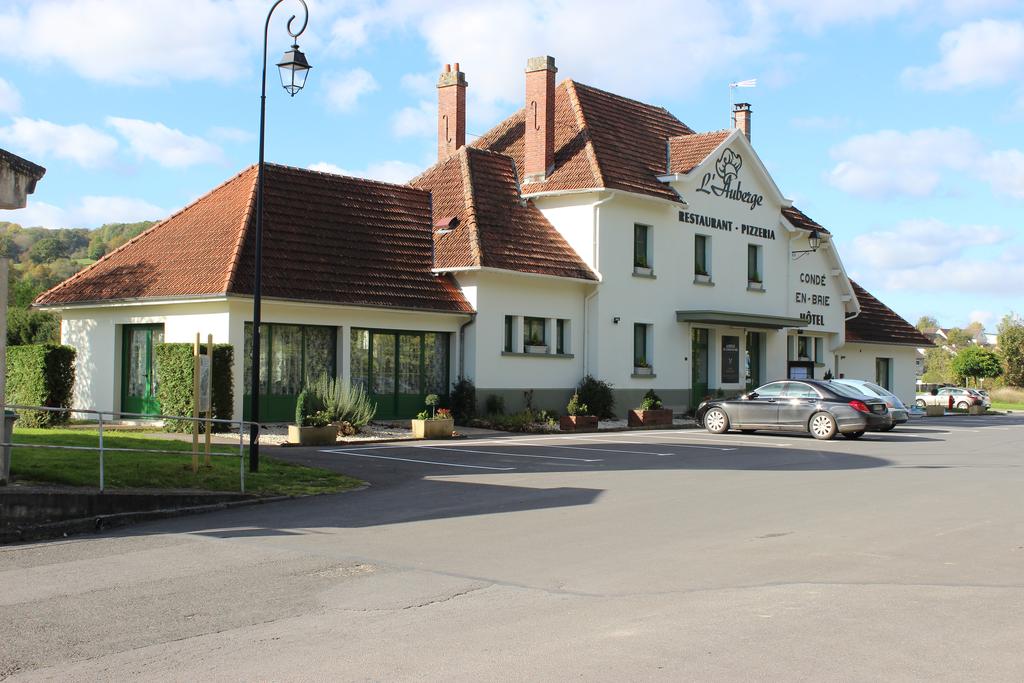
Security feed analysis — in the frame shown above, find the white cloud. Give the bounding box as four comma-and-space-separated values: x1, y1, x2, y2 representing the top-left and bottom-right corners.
0, 0, 259, 85
208, 126, 253, 143
392, 101, 435, 138
107, 117, 223, 168
790, 115, 850, 130
0, 77, 21, 114
757, 0, 918, 32
308, 159, 422, 184
400, 72, 436, 98
0, 117, 118, 168
977, 149, 1024, 199
902, 19, 1024, 90
826, 127, 980, 198
968, 310, 994, 326
843, 219, 1024, 294
5, 195, 167, 229
325, 68, 379, 112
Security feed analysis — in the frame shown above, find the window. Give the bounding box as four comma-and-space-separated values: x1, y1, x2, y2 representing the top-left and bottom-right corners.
814, 337, 824, 364
796, 336, 812, 360
504, 315, 514, 352
781, 382, 821, 399
753, 381, 785, 397
745, 331, 764, 389
633, 323, 651, 367
634, 223, 651, 269
694, 234, 709, 276
524, 317, 546, 347
747, 244, 762, 284
875, 357, 892, 390
556, 319, 567, 354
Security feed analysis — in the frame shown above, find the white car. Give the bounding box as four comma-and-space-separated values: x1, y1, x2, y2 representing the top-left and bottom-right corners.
831, 379, 909, 430
915, 387, 982, 411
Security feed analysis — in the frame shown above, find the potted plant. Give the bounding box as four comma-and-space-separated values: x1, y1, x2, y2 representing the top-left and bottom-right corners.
559, 393, 598, 432
525, 335, 548, 354
694, 268, 711, 284
633, 254, 652, 276
287, 389, 339, 446
411, 394, 455, 439
633, 360, 654, 376
748, 271, 763, 290
628, 390, 673, 427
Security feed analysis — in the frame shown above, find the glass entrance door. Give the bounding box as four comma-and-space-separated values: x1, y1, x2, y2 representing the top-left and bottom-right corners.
691, 327, 709, 410
121, 324, 164, 416
352, 329, 450, 419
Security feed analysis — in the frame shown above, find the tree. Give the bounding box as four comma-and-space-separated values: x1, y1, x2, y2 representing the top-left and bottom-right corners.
965, 321, 985, 342
951, 346, 1002, 386
1000, 322, 1024, 387
921, 347, 954, 384
916, 315, 939, 334
997, 312, 1024, 338
27, 236, 67, 264
6, 307, 60, 346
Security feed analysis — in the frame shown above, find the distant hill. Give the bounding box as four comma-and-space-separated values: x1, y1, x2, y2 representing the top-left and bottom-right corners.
3, 220, 155, 345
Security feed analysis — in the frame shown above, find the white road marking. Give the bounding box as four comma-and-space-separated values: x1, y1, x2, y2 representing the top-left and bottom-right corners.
418, 446, 602, 463
625, 432, 795, 448
321, 449, 515, 470
455, 436, 733, 454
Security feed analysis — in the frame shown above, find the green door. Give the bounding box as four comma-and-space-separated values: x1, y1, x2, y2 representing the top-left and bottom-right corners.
243, 323, 338, 423
121, 324, 164, 416
353, 329, 449, 419
691, 327, 709, 410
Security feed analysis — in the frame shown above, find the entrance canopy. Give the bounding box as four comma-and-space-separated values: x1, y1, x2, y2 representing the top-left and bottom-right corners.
676, 310, 807, 330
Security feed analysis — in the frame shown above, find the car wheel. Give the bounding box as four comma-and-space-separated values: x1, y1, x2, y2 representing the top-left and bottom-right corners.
842, 431, 865, 439
915, 399, 926, 408
956, 401, 970, 410
704, 408, 729, 434
809, 412, 838, 440
881, 424, 896, 432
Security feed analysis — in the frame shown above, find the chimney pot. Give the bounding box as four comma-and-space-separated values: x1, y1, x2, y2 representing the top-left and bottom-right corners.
437, 62, 468, 161
732, 102, 751, 141
524, 55, 557, 183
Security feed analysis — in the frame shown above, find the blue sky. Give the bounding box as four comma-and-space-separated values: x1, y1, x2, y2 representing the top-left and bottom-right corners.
1, 0, 1022, 330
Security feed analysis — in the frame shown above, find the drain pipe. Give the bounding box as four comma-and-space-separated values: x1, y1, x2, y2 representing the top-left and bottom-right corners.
458, 313, 477, 378
582, 192, 613, 375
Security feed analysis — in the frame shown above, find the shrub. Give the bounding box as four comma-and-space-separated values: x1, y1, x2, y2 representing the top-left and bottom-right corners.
295, 389, 324, 426
990, 386, 1024, 405
484, 394, 505, 416
449, 376, 476, 425
640, 389, 663, 411
153, 343, 233, 433
566, 393, 589, 416
5, 344, 76, 427
471, 410, 552, 433
306, 374, 376, 429
577, 375, 615, 419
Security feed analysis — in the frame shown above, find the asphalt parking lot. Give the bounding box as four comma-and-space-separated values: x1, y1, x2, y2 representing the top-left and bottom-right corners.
3, 414, 1024, 680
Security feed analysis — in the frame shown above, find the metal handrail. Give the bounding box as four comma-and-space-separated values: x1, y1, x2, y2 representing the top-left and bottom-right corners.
2, 403, 266, 493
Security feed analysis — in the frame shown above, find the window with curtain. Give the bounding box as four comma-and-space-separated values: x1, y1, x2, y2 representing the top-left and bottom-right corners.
695, 234, 709, 276
524, 317, 546, 346
633, 323, 650, 366
634, 224, 650, 269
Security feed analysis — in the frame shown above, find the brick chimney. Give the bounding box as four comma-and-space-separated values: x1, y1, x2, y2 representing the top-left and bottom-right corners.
524, 55, 557, 183
732, 102, 751, 140
437, 63, 467, 161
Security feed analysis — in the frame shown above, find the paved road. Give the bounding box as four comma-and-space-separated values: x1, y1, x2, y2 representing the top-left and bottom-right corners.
2, 415, 1024, 680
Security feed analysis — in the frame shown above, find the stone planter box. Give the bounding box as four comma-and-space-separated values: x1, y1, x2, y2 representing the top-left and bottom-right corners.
627, 408, 673, 428
968, 405, 986, 415
412, 418, 454, 439
924, 405, 945, 417
525, 344, 549, 354
559, 415, 598, 432
287, 424, 338, 446
632, 366, 654, 376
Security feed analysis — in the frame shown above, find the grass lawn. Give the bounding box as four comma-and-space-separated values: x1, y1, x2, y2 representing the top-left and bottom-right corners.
990, 402, 1024, 412
10, 428, 363, 496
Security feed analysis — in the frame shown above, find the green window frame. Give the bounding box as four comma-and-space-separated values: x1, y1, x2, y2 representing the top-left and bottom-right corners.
243, 323, 337, 422
504, 315, 514, 352
747, 244, 761, 283
695, 234, 708, 276
634, 223, 650, 269
524, 317, 546, 347
556, 319, 566, 354
350, 328, 451, 419
745, 331, 764, 390
634, 323, 649, 367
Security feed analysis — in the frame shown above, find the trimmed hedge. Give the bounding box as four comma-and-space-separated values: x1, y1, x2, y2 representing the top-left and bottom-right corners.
154, 343, 234, 433
5, 344, 76, 427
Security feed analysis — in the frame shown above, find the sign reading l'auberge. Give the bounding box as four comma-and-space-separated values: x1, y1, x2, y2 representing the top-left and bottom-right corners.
696, 148, 765, 211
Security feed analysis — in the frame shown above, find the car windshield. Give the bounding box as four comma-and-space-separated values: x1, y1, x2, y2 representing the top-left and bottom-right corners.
826, 381, 875, 400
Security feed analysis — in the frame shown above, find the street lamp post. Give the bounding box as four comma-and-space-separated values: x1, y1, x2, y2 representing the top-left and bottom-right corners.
250, 0, 312, 472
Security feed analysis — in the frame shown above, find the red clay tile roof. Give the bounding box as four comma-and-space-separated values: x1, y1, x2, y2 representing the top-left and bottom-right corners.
782, 205, 832, 235
666, 131, 731, 174
473, 80, 693, 203
35, 164, 472, 314
412, 147, 597, 280
847, 280, 933, 347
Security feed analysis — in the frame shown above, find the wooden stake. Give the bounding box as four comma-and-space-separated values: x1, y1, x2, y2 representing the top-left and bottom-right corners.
205, 334, 213, 467
192, 333, 200, 473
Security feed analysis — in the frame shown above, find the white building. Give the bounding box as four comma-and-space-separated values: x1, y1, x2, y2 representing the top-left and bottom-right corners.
34, 56, 930, 421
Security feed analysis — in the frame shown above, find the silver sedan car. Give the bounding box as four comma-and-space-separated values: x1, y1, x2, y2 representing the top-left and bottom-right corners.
832, 379, 909, 430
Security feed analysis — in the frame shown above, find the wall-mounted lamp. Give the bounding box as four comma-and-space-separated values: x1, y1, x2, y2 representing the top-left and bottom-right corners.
791, 228, 822, 259
613, 316, 621, 324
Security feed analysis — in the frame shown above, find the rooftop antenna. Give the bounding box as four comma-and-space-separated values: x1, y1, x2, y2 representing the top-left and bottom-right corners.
729, 79, 757, 126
